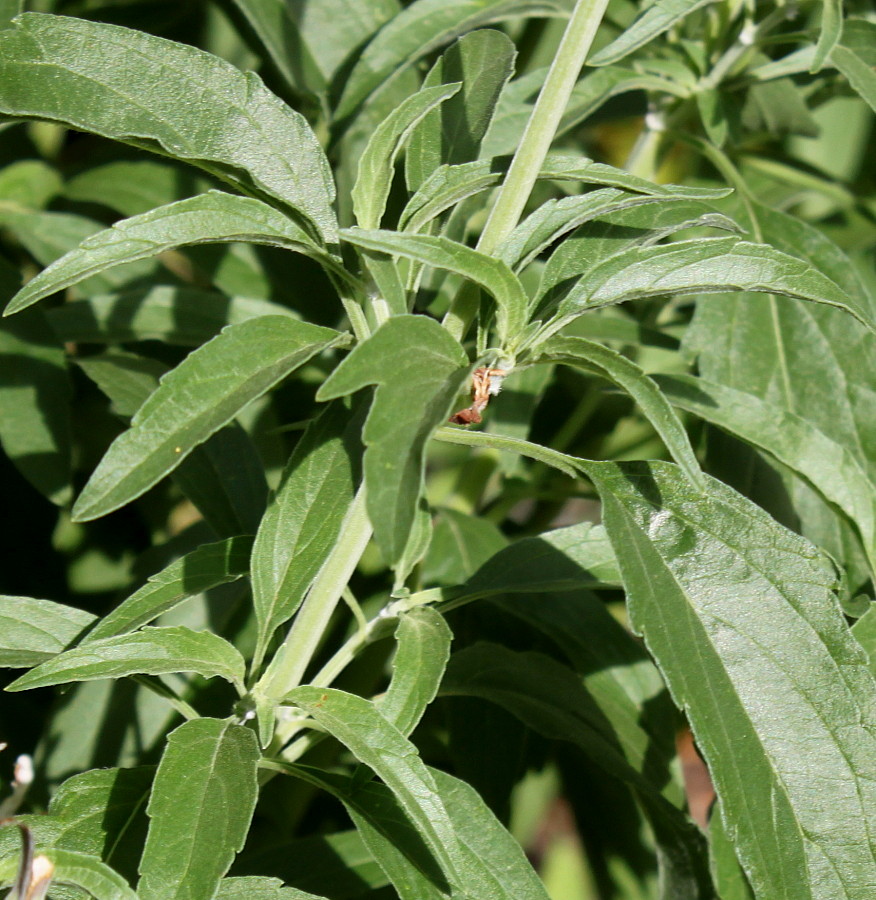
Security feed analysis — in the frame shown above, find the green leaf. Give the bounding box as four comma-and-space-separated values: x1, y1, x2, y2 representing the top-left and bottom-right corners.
0, 305, 73, 505
4, 191, 341, 317
317, 316, 468, 566
250, 401, 363, 670
0, 848, 138, 900
335, 0, 564, 120
655, 373, 876, 570
583, 460, 876, 899
7, 625, 247, 693
422, 508, 507, 585
811, 0, 843, 73
340, 230, 528, 345
405, 29, 516, 192
0, 158, 62, 209
0, 596, 95, 667
353, 83, 461, 229
86, 537, 254, 642
832, 42, 876, 114
708, 800, 756, 900
538, 336, 705, 489
0, 0, 20, 29
286, 687, 464, 890
138, 718, 260, 900
0, 13, 338, 242
47, 287, 297, 347
379, 606, 452, 737
548, 236, 876, 335
589, 0, 720, 66
71, 316, 344, 522
215, 876, 329, 899
852, 607, 876, 678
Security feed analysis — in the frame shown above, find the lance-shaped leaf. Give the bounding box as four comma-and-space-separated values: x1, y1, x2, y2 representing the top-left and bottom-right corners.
250, 401, 363, 670
7, 626, 247, 693
539, 336, 705, 489
0, 596, 95, 667
353, 83, 461, 229
811, 0, 842, 73
589, 0, 720, 66
379, 607, 452, 737
831, 21, 876, 113
5, 191, 344, 317
583, 459, 876, 900
655, 374, 876, 571
340, 230, 528, 345
317, 316, 469, 566
549, 237, 876, 335
405, 28, 516, 192
0, 848, 138, 900
286, 687, 464, 891
0, 14, 338, 242
216, 877, 329, 899
71, 316, 345, 522
86, 536, 254, 643
708, 799, 756, 900
138, 718, 260, 900
335, 0, 563, 120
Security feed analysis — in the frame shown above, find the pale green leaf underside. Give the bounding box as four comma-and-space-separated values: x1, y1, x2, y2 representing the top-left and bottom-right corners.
7, 625, 247, 692
138, 718, 260, 900
0, 595, 95, 667
0, 14, 338, 242
86, 536, 254, 642
71, 316, 344, 522
585, 460, 876, 900
5, 192, 341, 317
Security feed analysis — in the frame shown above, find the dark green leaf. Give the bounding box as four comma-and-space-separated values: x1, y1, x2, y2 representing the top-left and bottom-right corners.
0, 596, 95, 667
250, 401, 363, 669
71, 316, 344, 522
317, 316, 468, 566
0, 14, 338, 241
584, 460, 876, 899
708, 800, 756, 900
87, 537, 254, 642
138, 718, 260, 900
7, 625, 247, 692
379, 607, 452, 737
5, 191, 340, 317
405, 29, 515, 191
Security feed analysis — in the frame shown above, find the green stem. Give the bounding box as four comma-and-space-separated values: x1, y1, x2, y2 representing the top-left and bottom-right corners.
257, 485, 373, 701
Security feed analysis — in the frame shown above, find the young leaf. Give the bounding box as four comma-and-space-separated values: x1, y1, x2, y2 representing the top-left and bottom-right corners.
250, 401, 363, 670
86, 536, 254, 642
539, 336, 705, 489
584, 460, 876, 899
550, 237, 876, 335
0, 14, 338, 242
138, 718, 260, 900
0, 848, 138, 900
340, 230, 528, 345
405, 28, 516, 192
353, 83, 461, 229
379, 606, 452, 737
589, 0, 720, 66
71, 317, 345, 522
317, 316, 469, 566
655, 374, 876, 569
285, 687, 464, 890
0, 596, 95, 667
334, 0, 564, 120
4, 191, 343, 317
47, 288, 297, 347
7, 625, 247, 693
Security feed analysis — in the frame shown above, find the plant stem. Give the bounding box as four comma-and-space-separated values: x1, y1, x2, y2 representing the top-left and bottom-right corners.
257, 484, 373, 701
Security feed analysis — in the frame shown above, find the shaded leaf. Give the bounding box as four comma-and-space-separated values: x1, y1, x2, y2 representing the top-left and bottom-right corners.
584, 459, 876, 899
0, 596, 95, 667
811, 0, 842, 73
7, 625, 247, 693
138, 718, 260, 900
87, 536, 254, 642
0, 848, 137, 900
0, 14, 338, 241
708, 800, 756, 900
71, 316, 344, 522
317, 316, 468, 566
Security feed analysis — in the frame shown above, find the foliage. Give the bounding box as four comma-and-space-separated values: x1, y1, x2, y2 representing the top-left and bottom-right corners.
0, 0, 874, 898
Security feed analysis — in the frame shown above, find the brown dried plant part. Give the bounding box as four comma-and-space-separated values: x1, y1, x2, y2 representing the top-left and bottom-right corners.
448, 367, 507, 425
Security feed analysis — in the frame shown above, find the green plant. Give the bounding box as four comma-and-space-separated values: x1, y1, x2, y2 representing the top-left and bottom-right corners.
0, 0, 874, 897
